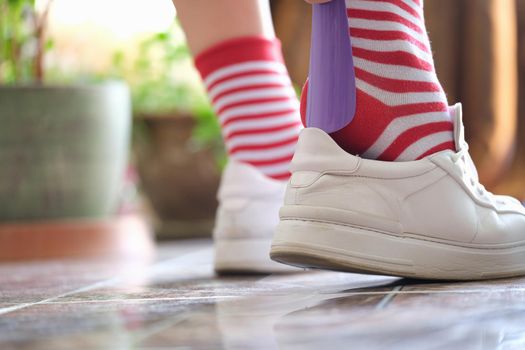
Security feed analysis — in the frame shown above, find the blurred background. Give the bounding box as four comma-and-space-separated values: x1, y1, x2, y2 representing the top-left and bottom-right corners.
0, 0, 524, 260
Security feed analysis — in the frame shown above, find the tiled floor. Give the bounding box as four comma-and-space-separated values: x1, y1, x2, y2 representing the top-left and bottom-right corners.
2, 240, 525, 349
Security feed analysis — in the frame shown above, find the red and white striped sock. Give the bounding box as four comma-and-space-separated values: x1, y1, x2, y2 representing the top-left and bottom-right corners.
303, 0, 455, 161
195, 37, 302, 181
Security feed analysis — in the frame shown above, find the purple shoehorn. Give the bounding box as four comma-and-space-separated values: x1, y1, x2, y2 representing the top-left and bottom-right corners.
306, 0, 356, 133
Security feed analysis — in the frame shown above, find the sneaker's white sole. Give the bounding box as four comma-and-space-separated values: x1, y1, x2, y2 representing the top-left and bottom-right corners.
214, 237, 300, 275
271, 217, 525, 281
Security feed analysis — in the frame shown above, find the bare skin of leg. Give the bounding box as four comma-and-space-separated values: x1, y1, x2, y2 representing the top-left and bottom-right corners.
171, 0, 275, 55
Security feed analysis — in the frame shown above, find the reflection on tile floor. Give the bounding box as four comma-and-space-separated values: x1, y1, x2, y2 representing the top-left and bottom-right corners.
1, 239, 525, 349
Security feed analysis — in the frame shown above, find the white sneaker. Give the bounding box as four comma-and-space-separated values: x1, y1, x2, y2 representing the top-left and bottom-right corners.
214, 160, 299, 274
270, 103, 525, 280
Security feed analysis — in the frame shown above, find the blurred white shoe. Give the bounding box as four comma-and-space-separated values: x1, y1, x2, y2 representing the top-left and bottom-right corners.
214, 160, 299, 274
271, 103, 525, 280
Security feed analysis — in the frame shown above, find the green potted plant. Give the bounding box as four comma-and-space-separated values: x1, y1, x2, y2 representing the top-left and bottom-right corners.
0, 0, 131, 222
112, 23, 224, 238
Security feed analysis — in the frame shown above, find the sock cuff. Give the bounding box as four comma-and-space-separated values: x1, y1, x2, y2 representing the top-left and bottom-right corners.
194, 36, 285, 78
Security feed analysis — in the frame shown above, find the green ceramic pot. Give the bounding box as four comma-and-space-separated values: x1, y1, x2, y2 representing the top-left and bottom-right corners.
0, 82, 131, 222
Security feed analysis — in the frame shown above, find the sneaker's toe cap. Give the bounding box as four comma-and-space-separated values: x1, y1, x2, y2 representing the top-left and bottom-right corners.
472, 207, 525, 245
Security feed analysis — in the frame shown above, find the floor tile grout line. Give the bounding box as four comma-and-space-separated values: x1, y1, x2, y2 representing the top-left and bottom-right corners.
335, 286, 525, 297
34, 296, 239, 305
0, 248, 213, 316
2, 285, 521, 308
375, 285, 403, 310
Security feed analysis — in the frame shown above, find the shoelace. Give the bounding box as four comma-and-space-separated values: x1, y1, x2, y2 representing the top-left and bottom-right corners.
451, 149, 490, 197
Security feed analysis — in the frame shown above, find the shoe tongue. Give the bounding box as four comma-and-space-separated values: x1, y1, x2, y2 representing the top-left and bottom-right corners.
450, 103, 480, 182
450, 103, 467, 152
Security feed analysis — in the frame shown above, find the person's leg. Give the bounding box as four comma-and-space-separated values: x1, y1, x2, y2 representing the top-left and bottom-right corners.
173, 0, 302, 180
172, 0, 302, 273
302, 0, 455, 161
173, 0, 275, 55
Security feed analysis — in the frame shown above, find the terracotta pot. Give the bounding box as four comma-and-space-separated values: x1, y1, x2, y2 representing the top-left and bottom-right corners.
0, 215, 155, 261
135, 113, 220, 238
